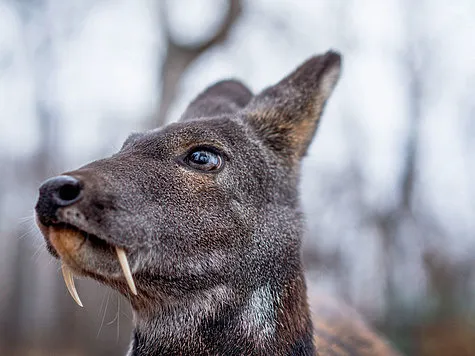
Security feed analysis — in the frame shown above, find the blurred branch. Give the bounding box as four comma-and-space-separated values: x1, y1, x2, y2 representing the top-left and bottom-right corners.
400, 40, 424, 212
154, 0, 242, 127
361, 18, 427, 318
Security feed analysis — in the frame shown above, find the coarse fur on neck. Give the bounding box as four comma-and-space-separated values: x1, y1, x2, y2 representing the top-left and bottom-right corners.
128, 203, 315, 355
129, 270, 314, 355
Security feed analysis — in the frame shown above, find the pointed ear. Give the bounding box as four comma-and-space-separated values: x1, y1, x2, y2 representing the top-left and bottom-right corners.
245, 51, 341, 162
180, 80, 253, 121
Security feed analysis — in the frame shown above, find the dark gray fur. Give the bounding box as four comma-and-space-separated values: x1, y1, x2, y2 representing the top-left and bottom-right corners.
36, 51, 344, 355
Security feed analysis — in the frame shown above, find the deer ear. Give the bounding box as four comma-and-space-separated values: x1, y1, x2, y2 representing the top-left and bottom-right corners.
180, 80, 253, 121
245, 51, 341, 162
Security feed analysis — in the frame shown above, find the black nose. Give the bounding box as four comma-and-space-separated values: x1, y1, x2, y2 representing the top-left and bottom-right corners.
35, 175, 83, 223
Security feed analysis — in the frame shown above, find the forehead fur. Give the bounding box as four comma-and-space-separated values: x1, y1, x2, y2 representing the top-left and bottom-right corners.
124, 116, 248, 154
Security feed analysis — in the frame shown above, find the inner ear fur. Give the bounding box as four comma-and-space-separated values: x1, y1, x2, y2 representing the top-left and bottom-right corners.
245, 50, 342, 161
180, 80, 253, 121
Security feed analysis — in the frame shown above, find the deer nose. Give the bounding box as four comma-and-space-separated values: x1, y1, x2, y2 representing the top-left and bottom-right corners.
36, 175, 83, 222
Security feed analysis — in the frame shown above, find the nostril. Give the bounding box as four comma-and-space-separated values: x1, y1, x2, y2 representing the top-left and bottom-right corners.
36, 175, 83, 222
58, 183, 81, 202
39, 175, 83, 207
52, 176, 82, 206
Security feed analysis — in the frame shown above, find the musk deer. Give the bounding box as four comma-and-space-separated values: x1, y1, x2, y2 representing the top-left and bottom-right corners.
35, 51, 400, 355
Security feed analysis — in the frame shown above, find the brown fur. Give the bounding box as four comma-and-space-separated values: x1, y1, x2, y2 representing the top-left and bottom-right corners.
310, 295, 399, 355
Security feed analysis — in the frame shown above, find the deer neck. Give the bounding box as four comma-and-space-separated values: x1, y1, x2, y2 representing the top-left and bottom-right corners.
128, 269, 315, 356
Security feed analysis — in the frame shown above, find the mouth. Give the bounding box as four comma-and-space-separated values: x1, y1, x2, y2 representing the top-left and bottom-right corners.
37, 220, 138, 307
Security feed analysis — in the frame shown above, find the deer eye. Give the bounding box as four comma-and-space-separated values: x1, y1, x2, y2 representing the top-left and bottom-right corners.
184, 148, 223, 172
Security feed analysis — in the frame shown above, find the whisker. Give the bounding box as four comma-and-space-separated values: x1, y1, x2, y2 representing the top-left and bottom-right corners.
97, 290, 111, 338
32, 243, 46, 263
107, 302, 119, 326
117, 294, 121, 342
17, 212, 35, 223
17, 226, 37, 241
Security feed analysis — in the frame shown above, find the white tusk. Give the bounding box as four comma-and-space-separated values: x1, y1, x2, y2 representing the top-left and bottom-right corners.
61, 264, 83, 307
115, 247, 137, 295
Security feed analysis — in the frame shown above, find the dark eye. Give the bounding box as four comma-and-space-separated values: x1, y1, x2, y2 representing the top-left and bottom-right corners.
184, 148, 223, 172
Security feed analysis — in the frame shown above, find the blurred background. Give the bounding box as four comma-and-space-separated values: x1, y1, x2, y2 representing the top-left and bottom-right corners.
0, 0, 474, 355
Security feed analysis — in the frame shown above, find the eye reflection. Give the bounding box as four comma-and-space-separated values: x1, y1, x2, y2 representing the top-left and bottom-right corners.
185, 148, 223, 172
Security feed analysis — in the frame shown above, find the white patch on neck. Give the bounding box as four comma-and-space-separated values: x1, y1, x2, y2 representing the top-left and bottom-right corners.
240, 284, 276, 344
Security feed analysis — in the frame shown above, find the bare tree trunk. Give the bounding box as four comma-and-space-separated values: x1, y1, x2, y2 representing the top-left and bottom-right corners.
376, 1, 426, 319
153, 0, 242, 127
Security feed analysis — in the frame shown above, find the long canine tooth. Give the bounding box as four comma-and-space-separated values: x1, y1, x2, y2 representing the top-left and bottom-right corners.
115, 247, 137, 295
61, 264, 83, 307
